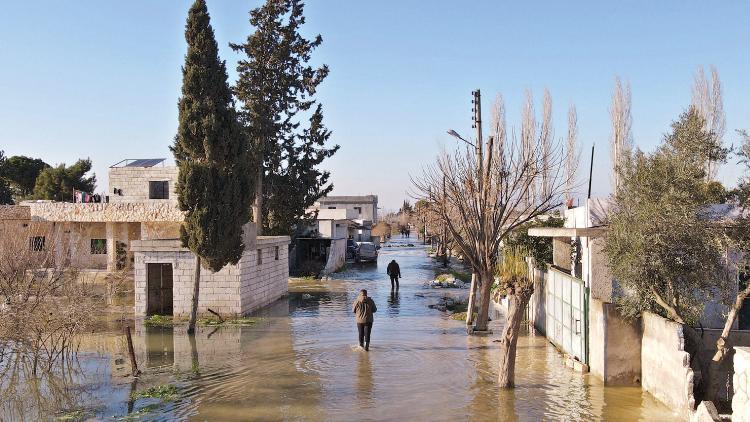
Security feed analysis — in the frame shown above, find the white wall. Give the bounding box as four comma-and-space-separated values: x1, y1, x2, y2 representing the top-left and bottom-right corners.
641, 312, 695, 417
734, 347, 750, 421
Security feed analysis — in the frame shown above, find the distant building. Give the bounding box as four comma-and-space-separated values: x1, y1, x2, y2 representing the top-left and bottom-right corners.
0, 158, 289, 318
291, 195, 380, 276
314, 195, 378, 223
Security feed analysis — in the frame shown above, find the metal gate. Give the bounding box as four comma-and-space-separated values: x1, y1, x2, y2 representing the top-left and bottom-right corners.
545, 267, 588, 365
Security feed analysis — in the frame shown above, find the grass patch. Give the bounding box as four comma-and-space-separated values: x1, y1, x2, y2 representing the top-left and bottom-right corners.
301, 275, 318, 280
144, 315, 174, 327
130, 384, 179, 402
57, 410, 87, 421
450, 311, 478, 321
434, 269, 471, 283
197, 316, 261, 326
117, 404, 161, 421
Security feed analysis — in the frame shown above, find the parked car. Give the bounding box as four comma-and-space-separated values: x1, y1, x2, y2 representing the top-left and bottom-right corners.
355, 242, 378, 263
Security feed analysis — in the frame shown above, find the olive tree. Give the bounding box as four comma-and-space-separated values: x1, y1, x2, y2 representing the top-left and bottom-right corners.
604, 107, 744, 403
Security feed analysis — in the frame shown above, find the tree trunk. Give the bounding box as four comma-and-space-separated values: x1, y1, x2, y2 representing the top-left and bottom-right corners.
704, 287, 750, 402
466, 273, 477, 326
253, 167, 263, 235
474, 273, 493, 331
498, 289, 532, 388
187, 255, 201, 335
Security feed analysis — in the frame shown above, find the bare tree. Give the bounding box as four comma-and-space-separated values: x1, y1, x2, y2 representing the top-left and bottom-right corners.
413, 92, 574, 387
566, 104, 578, 202
521, 90, 537, 206
609, 76, 632, 192
539, 89, 554, 199
691, 65, 726, 180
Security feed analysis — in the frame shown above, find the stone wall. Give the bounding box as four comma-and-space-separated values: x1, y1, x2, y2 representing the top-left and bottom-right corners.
132, 236, 289, 318
734, 347, 750, 421
141, 221, 181, 240
0, 205, 30, 220
25, 201, 183, 222
641, 312, 695, 417
108, 166, 179, 203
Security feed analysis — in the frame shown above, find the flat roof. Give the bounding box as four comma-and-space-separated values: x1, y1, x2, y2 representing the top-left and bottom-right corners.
528, 226, 607, 238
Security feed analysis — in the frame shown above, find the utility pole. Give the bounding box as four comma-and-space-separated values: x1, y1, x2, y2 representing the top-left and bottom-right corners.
442, 174, 448, 268
466, 89, 483, 328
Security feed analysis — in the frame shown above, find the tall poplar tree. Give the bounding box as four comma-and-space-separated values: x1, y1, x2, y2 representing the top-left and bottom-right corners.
173, 0, 253, 334
232, 0, 336, 236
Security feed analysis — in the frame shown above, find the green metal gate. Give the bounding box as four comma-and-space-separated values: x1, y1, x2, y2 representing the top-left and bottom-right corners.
545, 267, 588, 365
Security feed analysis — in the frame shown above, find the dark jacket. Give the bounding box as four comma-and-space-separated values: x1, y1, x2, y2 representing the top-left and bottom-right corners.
387, 261, 401, 278
352, 294, 377, 324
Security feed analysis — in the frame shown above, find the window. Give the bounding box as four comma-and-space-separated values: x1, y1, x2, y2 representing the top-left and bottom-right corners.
149, 181, 169, 199
275, 246, 279, 261
327, 206, 336, 209
354, 206, 362, 214
29, 236, 45, 251
257, 249, 262, 265
91, 239, 107, 255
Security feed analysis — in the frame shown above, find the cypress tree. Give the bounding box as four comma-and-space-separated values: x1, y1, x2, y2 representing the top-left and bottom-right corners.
231, 0, 336, 236
172, 0, 253, 334
265, 104, 339, 235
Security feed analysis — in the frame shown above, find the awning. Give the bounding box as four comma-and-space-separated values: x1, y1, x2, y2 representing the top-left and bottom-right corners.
528, 226, 607, 238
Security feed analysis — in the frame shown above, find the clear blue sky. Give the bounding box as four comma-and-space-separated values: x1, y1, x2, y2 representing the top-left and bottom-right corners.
1, 1, 748, 210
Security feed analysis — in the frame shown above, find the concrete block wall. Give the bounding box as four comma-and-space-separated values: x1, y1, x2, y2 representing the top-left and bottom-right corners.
734, 347, 750, 421
133, 235, 290, 318
134, 249, 242, 317
108, 166, 179, 203
239, 236, 290, 315
641, 312, 695, 417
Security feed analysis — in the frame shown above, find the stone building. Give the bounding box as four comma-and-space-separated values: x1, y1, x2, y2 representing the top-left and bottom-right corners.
0, 158, 289, 318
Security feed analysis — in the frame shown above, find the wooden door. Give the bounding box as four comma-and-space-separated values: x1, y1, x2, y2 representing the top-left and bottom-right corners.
147, 263, 173, 316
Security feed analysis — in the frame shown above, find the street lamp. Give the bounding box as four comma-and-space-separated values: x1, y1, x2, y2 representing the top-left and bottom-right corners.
446, 129, 475, 147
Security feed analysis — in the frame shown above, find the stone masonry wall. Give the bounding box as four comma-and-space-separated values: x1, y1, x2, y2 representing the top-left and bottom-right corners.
641, 312, 695, 417
734, 347, 750, 421
109, 166, 179, 203
25, 201, 183, 222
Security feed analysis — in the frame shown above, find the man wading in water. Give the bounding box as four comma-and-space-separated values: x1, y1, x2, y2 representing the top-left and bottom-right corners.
352, 289, 377, 351
387, 259, 401, 290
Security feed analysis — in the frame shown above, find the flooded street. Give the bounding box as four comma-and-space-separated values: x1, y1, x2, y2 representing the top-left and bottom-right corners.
3, 236, 679, 421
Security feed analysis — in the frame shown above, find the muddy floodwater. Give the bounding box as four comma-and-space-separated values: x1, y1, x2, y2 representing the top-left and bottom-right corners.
1, 236, 680, 421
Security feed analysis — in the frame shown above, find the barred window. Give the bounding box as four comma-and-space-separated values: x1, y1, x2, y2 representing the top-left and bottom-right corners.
29, 236, 45, 251
91, 239, 107, 255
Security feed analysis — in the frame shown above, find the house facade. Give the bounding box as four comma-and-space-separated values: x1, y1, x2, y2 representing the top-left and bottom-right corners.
0, 159, 289, 318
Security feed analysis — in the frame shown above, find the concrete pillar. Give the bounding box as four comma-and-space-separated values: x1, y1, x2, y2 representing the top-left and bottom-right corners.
106, 222, 117, 271
119, 223, 130, 270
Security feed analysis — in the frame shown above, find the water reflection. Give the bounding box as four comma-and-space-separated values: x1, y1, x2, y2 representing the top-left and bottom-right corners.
5, 235, 680, 420
386, 290, 401, 315
356, 350, 374, 409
